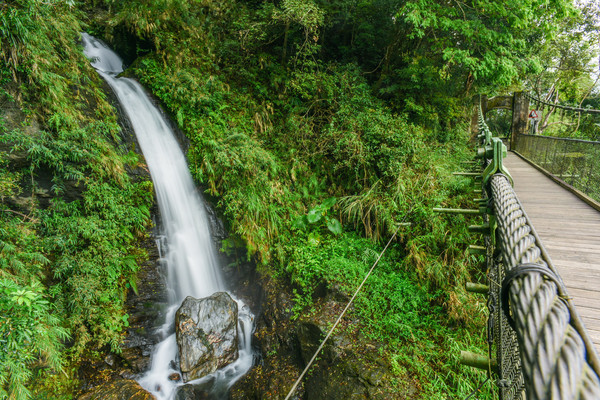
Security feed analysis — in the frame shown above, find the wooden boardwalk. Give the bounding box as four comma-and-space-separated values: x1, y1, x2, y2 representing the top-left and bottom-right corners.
504, 152, 600, 355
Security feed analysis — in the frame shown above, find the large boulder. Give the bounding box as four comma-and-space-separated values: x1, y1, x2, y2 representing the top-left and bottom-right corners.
175, 292, 239, 382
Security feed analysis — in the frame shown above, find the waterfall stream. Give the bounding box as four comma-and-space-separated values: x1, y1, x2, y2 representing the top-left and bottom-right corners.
81, 33, 254, 399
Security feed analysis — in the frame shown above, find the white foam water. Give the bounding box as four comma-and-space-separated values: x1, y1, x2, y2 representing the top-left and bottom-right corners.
81, 33, 254, 400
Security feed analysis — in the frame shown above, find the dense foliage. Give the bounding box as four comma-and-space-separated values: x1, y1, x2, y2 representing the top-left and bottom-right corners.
1, 0, 586, 398
522, 0, 600, 139
1, 1, 153, 397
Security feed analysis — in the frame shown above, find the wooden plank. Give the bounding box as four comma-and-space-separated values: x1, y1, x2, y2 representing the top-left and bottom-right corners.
524, 214, 600, 223
546, 250, 597, 264
574, 305, 600, 321
534, 230, 600, 239
554, 279, 600, 292
536, 229, 600, 237
582, 319, 600, 330
516, 202, 596, 210
545, 260, 600, 272
541, 241, 600, 251
583, 329, 600, 347
579, 318, 600, 330
504, 151, 600, 356
567, 288, 600, 302
560, 275, 600, 287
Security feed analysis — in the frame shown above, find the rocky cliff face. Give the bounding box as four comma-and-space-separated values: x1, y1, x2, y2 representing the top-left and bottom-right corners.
230, 276, 398, 400
1, 99, 82, 212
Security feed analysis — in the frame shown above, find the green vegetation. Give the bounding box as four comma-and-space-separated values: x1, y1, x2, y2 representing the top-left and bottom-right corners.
523, 0, 600, 139
1, 0, 153, 397
1, 0, 590, 398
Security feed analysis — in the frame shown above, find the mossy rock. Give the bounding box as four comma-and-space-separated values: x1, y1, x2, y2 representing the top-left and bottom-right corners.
78, 379, 155, 400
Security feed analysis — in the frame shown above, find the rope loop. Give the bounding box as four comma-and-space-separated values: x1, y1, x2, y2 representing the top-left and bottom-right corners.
500, 263, 568, 331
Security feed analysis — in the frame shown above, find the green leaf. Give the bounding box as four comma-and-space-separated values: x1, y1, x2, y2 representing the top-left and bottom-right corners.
326, 218, 343, 235
307, 231, 321, 246
322, 197, 337, 209
307, 208, 322, 223
292, 215, 309, 229
122, 313, 130, 328
128, 276, 139, 296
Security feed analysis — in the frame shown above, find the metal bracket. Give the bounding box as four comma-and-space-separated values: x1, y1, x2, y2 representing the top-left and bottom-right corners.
482, 138, 513, 186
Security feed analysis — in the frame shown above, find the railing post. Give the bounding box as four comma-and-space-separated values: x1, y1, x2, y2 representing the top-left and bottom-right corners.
511, 92, 529, 150
471, 94, 487, 142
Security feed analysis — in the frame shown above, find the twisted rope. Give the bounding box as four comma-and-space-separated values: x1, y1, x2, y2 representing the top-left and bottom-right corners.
490, 173, 600, 399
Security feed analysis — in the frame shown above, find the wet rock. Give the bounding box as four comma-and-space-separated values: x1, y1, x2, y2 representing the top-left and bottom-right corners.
174, 383, 211, 400
205, 202, 227, 242
231, 276, 399, 399
230, 355, 304, 400
119, 370, 136, 380
297, 322, 324, 365
78, 379, 156, 400
175, 292, 239, 382
168, 372, 181, 382
121, 231, 167, 374
105, 354, 116, 367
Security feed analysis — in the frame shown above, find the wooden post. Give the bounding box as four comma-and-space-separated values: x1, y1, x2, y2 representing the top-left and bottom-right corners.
511, 92, 529, 150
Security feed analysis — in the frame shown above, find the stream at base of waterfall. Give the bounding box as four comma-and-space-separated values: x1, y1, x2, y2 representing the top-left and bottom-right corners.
82, 33, 254, 400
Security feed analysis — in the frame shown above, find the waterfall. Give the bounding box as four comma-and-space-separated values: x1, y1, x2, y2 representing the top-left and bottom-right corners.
81, 33, 254, 400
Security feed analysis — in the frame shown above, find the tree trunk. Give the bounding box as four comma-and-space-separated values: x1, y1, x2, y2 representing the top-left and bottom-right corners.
282, 21, 290, 64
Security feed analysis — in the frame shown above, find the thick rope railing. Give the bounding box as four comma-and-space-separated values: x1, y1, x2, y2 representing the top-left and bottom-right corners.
491, 174, 600, 399
474, 103, 600, 399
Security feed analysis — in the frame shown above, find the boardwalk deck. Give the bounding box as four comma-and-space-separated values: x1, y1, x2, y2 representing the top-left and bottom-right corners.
503, 152, 600, 355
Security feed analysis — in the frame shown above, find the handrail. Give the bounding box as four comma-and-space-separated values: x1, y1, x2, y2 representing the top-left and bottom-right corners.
513, 134, 600, 203
524, 92, 600, 115
521, 134, 600, 145
473, 104, 600, 399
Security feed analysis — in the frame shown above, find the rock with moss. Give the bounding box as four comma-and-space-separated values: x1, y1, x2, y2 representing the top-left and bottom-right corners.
174, 383, 211, 400
232, 276, 399, 399
78, 379, 155, 400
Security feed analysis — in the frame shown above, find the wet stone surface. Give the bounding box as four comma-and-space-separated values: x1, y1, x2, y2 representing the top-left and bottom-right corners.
121, 228, 169, 374
175, 292, 239, 382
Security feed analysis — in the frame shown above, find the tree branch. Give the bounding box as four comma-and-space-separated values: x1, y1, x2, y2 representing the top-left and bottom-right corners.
1, 209, 37, 222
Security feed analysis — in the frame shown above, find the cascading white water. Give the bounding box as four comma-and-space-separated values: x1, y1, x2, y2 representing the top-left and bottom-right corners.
81, 33, 254, 400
